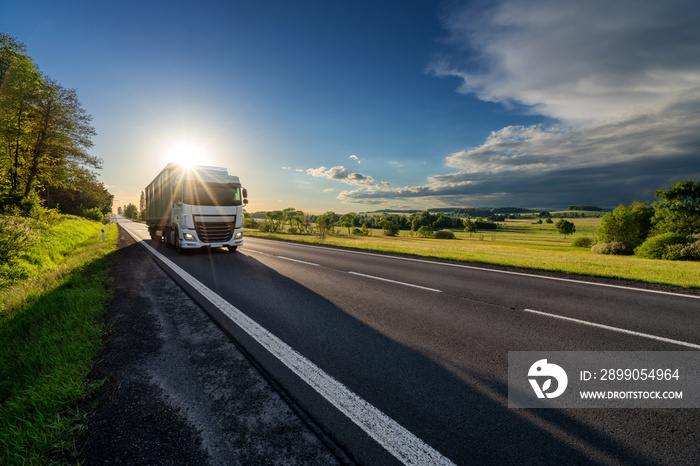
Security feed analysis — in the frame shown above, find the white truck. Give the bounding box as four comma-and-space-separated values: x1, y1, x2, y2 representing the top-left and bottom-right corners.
145, 163, 248, 252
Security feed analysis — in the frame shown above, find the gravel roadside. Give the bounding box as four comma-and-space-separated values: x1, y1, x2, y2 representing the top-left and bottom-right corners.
76, 225, 344, 465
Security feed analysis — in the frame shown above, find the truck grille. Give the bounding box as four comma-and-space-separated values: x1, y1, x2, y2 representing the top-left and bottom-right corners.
196, 221, 234, 243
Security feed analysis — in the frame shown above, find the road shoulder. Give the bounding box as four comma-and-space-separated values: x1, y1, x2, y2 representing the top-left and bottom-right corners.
77, 224, 342, 465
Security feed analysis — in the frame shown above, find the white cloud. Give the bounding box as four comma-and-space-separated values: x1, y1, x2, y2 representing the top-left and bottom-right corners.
307, 166, 376, 185
431, 0, 700, 123
349, 154, 360, 163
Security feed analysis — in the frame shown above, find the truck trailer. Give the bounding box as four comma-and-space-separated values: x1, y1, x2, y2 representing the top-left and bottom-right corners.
145, 163, 248, 252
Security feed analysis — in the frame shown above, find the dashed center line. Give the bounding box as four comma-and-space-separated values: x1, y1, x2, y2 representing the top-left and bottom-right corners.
348, 272, 443, 293
245, 248, 441, 292
522, 308, 700, 349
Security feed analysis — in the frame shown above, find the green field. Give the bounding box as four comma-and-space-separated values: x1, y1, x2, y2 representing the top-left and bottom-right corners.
246, 217, 700, 289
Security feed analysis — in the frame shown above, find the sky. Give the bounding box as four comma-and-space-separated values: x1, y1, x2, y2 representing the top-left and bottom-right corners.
3, 0, 700, 213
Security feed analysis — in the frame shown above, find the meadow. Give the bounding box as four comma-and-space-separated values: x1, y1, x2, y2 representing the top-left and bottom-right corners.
246, 217, 700, 289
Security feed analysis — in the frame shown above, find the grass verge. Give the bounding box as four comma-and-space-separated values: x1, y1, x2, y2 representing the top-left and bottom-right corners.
0, 217, 118, 465
246, 219, 699, 289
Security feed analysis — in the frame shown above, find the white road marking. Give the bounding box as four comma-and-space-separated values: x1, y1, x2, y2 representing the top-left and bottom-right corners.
348, 271, 442, 293
278, 256, 320, 266
244, 248, 319, 266
245, 238, 700, 301
522, 308, 700, 350
122, 224, 455, 466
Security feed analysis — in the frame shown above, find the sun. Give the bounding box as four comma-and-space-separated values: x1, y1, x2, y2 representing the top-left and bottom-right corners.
164, 141, 210, 168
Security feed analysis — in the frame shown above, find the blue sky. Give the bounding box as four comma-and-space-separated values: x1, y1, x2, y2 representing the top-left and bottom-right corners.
3, 0, 699, 213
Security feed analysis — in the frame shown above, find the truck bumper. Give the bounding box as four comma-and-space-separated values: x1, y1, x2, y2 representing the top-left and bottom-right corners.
180, 228, 243, 250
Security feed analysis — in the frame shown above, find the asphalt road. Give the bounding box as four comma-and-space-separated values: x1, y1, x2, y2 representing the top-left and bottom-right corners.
118, 219, 700, 465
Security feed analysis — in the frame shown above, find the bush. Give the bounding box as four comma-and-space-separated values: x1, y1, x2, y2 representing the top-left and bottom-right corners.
572, 237, 593, 248
591, 241, 636, 255
77, 206, 106, 223
0, 215, 38, 264
668, 238, 700, 261
634, 232, 687, 259
417, 226, 433, 238
258, 220, 275, 232
434, 229, 455, 239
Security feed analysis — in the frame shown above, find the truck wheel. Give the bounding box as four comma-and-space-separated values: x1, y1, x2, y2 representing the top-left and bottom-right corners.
164, 228, 172, 247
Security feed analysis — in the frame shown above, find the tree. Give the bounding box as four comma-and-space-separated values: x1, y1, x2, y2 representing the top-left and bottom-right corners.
381, 219, 399, 236
463, 218, 477, 235
417, 225, 433, 238
316, 211, 336, 238
596, 204, 642, 245
139, 191, 146, 220
339, 212, 357, 234
124, 203, 138, 220
652, 178, 700, 236
265, 210, 284, 232
555, 219, 576, 238
0, 34, 103, 214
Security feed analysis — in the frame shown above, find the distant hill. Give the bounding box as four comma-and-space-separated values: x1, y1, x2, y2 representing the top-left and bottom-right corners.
429, 207, 537, 216
568, 205, 604, 211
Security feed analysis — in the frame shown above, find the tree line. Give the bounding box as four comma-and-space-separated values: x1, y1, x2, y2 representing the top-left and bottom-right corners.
0, 34, 111, 220
592, 178, 700, 260
250, 208, 501, 237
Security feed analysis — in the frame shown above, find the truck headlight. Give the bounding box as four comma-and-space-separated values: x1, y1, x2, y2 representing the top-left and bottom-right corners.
184, 233, 195, 241
234, 231, 243, 240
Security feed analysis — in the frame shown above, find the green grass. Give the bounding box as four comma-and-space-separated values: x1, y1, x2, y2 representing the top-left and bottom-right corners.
0, 216, 118, 465
246, 218, 700, 288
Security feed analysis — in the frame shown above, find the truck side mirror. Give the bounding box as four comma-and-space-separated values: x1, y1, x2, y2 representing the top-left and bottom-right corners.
243, 199, 249, 205
242, 188, 248, 199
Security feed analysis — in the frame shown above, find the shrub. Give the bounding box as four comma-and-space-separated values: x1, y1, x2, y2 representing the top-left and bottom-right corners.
77, 206, 106, 223
351, 227, 368, 236
258, 220, 275, 232
572, 237, 593, 248
417, 225, 433, 238
634, 232, 687, 259
671, 238, 700, 260
0, 215, 38, 264
434, 229, 455, 239
591, 241, 636, 255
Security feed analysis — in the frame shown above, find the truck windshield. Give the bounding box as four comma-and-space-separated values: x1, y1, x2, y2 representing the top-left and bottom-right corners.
183, 182, 241, 206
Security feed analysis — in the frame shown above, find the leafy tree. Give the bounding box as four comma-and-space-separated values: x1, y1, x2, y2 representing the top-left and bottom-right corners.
596, 204, 642, 245
124, 203, 138, 220
139, 191, 146, 220
339, 212, 357, 234
316, 211, 336, 238
417, 225, 433, 238
629, 201, 654, 239
44, 168, 113, 215
555, 219, 576, 237
265, 210, 284, 232
652, 178, 700, 236
463, 218, 477, 235
0, 34, 104, 214
381, 219, 398, 236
